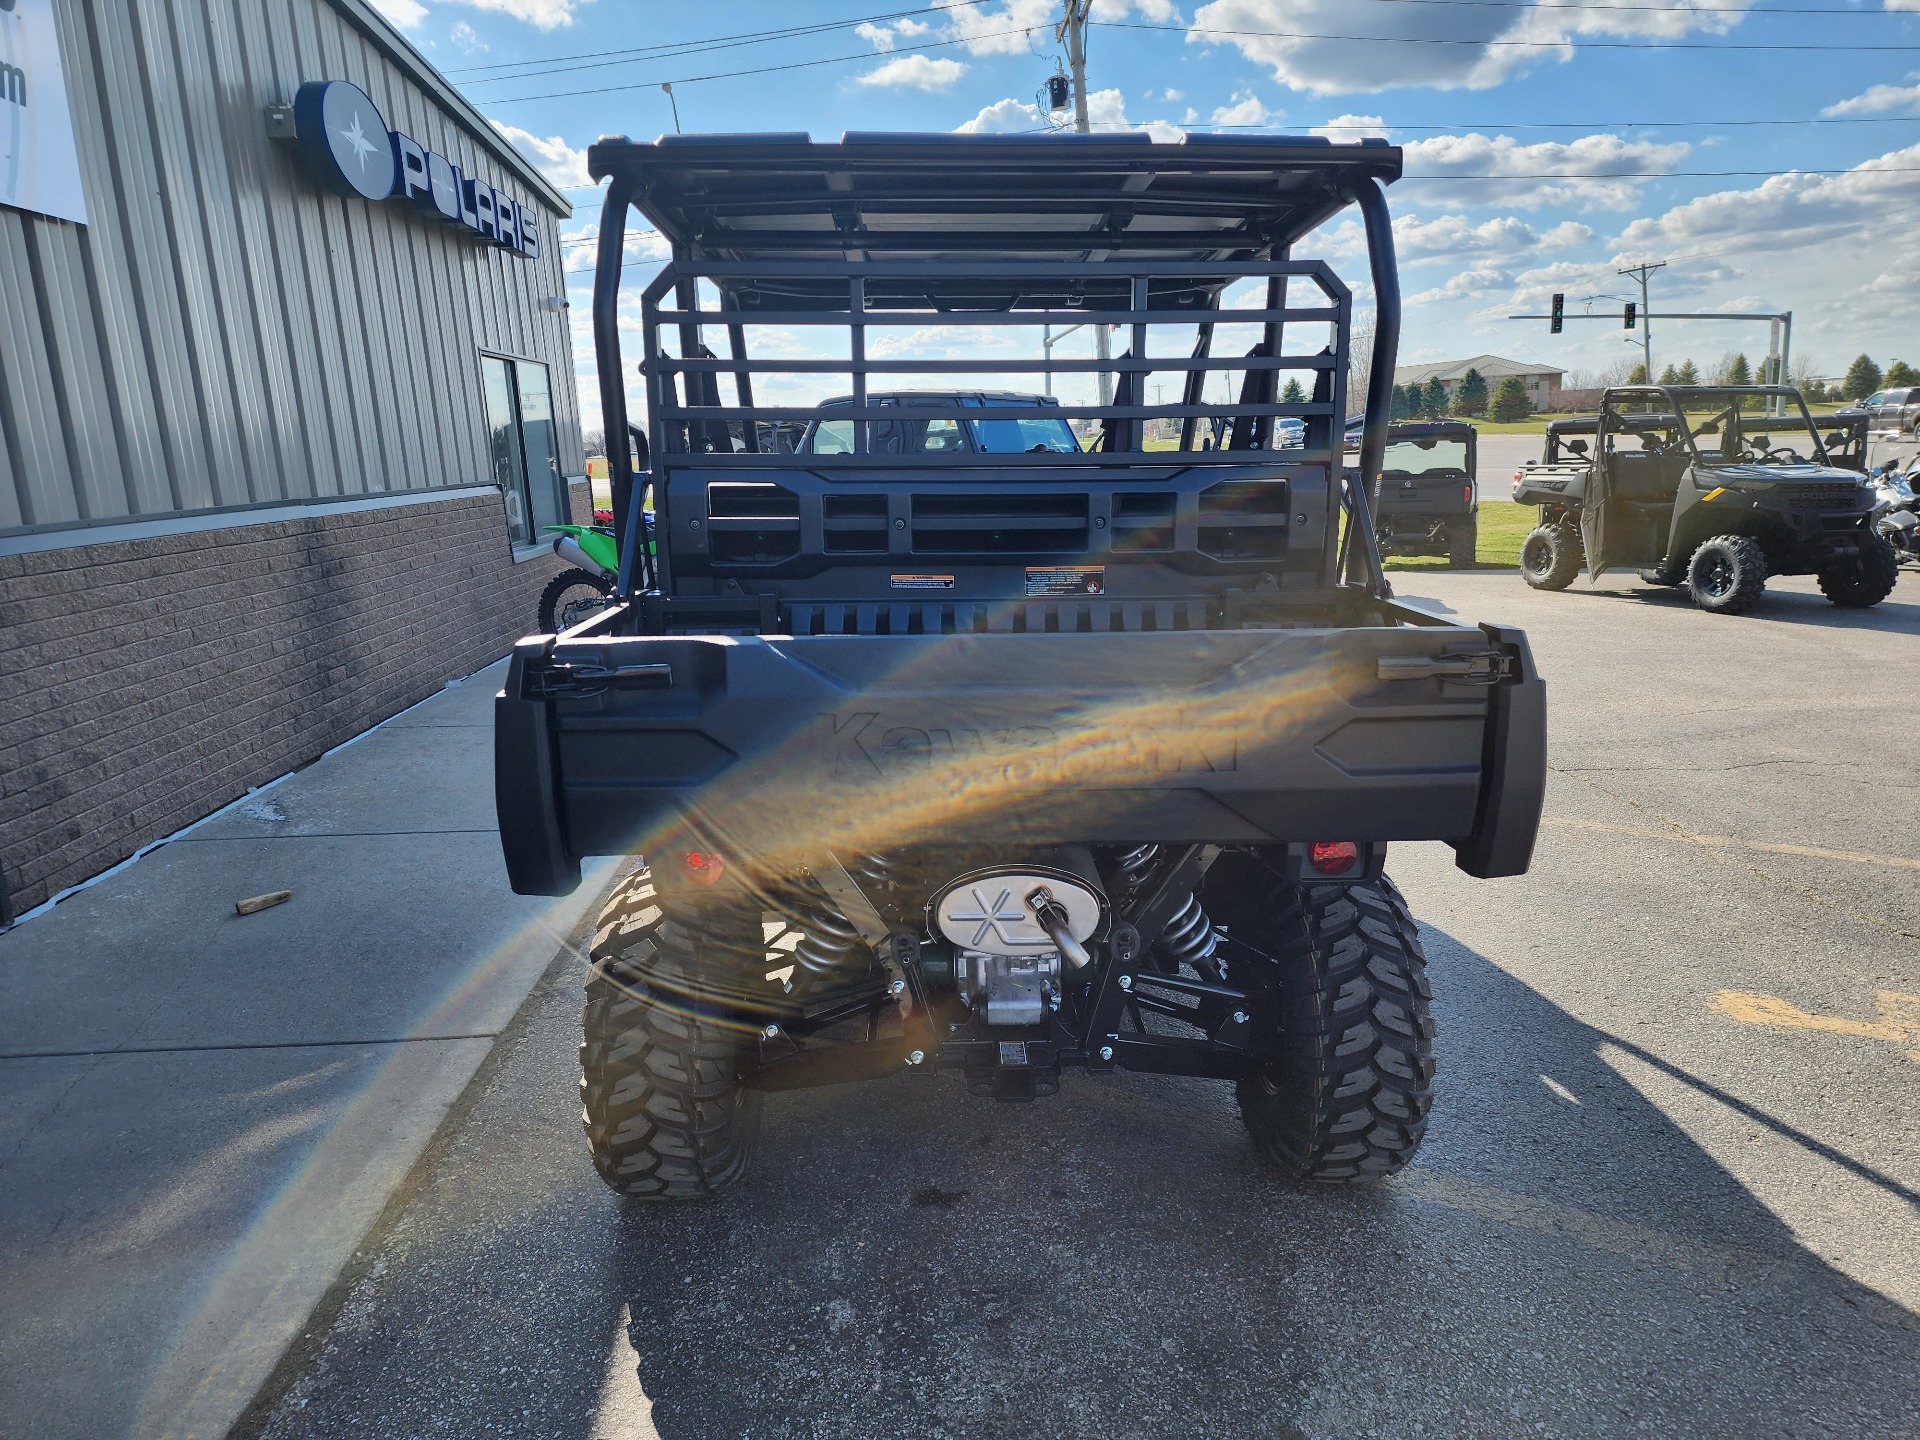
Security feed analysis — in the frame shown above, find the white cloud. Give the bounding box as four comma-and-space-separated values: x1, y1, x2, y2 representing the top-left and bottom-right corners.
1611, 143, 1920, 254
1408, 267, 1512, 305
449, 20, 486, 52
1313, 114, 1390, 140
1888, 0, 1920, 10
1210, 92, 1281, 126
1187, 0, 1754, 96
956, 97, 1047, 133
492, 122, 592, 189
439, 0, 584, 29
957, 87, 1186, 140
856, 55, 969, 91
1401, 132, 1691, 209
937, 0, 1057, 55
857, 16, 932, 50
1394, 213, 1594, 262
1162, 88, 1186, 102
369, 0, 427, 27
1822, 81, 1920, 116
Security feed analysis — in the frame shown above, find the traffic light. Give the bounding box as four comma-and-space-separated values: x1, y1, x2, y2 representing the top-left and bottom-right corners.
1624, 301, 1636, 330
1550, 293, 1564, 334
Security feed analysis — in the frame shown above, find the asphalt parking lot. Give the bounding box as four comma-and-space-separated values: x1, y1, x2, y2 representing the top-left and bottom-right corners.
242, 567, 1920, 1440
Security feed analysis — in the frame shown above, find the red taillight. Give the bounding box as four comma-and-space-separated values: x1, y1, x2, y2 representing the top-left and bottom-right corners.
682, 851, 727, 886
1308, 841, 1360, 876
1464, 483, 1473, 505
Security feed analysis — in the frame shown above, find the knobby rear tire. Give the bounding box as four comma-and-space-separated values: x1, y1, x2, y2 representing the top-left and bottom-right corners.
539, 567, 613, 634
1817, 536, 1899, 609
1521, 524, 1581, 591
580, 868, 762, 1201
1231, 876, 1436, 1184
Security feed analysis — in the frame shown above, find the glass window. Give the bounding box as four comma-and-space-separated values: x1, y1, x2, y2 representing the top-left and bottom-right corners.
1382, 438, 1469, 475
482, 355, 566, 547
969, 416, 1080, 453
808, 419, 855, 454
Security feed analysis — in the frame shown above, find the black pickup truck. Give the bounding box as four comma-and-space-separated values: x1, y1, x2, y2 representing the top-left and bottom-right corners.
495, 134, 1546, 1199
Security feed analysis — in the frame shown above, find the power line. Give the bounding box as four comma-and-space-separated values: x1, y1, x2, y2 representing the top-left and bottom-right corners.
1202, 115, 1920, 130
1114, 19, 1920, 49
1399, 165, 1920, 176
452, 1, 1002, 84
483, 24, 1042, 105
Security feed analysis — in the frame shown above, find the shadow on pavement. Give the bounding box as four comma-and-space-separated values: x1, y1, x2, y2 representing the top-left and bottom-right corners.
248, 928, 1920, 1440
606, 926, 1920, 1440
1565, 582, 1920, 630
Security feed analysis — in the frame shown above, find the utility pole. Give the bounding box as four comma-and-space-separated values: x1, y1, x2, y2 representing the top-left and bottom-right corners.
1617, 259, 1663, 380
1056, 0, 1112, 404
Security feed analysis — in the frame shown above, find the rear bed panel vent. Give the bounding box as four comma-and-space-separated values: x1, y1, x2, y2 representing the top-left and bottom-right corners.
1111, 492, 1176, 552
706, 482, 800, 564
1198, 478, 1291, 561
911, 492, 1089, 555
822, 492, 889, 553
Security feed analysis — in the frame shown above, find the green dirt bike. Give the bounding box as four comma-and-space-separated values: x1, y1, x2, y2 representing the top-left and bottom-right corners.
539, 513, 620, 633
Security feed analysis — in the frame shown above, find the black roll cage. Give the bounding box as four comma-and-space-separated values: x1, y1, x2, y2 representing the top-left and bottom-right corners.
587, 133, 1405, 602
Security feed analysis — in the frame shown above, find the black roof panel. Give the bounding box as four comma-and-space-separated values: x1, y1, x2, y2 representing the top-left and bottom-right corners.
588, 131, 1400, 267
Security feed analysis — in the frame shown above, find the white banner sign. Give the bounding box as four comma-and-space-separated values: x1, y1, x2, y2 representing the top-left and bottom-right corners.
0, 0, 88, 226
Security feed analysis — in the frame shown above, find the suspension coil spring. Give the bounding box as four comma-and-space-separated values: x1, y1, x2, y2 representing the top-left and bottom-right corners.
1111, 843, 1160, 909
780, 883, 869, 981
1157, 891, 1219, 973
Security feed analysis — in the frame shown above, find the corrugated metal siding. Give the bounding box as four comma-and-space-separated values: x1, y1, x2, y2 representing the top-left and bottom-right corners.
0, 0, 581, 535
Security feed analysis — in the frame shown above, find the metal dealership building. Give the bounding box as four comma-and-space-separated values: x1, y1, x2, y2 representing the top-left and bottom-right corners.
0, 0, 586, 922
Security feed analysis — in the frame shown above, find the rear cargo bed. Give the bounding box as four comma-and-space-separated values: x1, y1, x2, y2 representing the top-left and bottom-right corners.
496, 606, 1544, 895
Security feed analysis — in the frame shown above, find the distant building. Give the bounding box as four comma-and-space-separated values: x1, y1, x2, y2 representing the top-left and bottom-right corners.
1395, 355, 1565, 410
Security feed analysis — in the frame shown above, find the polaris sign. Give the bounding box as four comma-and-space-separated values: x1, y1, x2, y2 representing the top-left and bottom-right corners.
292, 80, 539, 259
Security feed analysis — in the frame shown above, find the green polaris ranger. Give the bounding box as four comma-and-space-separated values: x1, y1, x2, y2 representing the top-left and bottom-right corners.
495, 133, 1546, 1200
1512, 385, 1894, 613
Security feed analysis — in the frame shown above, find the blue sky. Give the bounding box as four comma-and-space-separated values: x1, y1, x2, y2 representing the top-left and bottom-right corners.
372, 0, 1920, 429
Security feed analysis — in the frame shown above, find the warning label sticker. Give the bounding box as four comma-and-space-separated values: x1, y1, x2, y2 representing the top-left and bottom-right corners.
890, 573, 955, 590
1025, 565, 1105, 597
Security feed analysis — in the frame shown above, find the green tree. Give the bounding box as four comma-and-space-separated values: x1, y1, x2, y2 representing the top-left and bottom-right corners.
1402, 381, 1423, 418
1390, 383, 1412, 420
1885, 359, 1917, 388
1281, 376, 1306, 404
1454, 367, 1490, 416
1627, 363, 1648, 386
1490, 375, 1532, 422
1658, 363, 1681, 385
1803, 378, 1829, 403
1423, 376, 1447, 417
1841, 354, 1882, 400
1677, 359, 1700, 385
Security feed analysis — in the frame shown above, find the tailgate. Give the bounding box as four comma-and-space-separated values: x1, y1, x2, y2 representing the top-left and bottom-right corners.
496, 618, 1543, 894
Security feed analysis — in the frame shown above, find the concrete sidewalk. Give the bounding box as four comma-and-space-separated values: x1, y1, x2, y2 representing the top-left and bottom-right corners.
0, 660, 616, 1440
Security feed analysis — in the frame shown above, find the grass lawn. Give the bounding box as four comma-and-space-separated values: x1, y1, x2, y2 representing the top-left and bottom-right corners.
1383, 500, 1535, 571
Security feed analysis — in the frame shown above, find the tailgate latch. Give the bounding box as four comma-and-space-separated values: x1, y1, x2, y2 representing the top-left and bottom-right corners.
530, 660, 673, 698
1377, 650, 1515, 685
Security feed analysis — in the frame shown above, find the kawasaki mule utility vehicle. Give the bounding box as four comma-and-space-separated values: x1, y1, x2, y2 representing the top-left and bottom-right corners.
1513, 385, 1894, 614
1347, 419, 1479, 567
495, 133, 1546, 1199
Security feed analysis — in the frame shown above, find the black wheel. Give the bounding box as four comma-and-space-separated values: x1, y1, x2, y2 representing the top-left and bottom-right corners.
1686, 535, 1767, 614
1448, 520, 1478, 569
1223, 874, 1435, 1183
1521, 524, 1581, 590
580, 867, 764, 1200
539, 567, 613, 633
1817, 536, 1900, 608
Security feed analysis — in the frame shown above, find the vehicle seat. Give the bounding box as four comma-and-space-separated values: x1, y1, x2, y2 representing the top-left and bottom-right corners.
1610, 452, 1680, 502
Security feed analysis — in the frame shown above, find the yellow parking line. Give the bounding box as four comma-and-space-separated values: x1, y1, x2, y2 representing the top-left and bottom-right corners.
1542, 817, 1920, 873
1712, 990, 1920, 1063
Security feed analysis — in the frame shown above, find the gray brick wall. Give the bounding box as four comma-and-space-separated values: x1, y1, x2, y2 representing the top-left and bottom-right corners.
0, 482, 594, 919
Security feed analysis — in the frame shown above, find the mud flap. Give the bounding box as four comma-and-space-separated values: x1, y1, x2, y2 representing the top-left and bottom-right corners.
1451, 624, 1546, 879
495, 639, 582, 897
